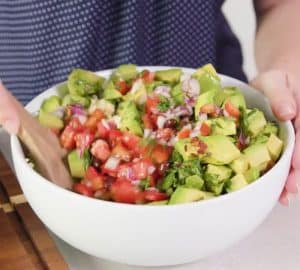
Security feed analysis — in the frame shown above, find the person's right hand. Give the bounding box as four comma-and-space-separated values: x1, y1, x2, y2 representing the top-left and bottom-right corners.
0, 81, 20, 135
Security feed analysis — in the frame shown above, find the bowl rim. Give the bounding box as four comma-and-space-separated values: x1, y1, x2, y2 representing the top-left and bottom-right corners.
10, 66, 296, 209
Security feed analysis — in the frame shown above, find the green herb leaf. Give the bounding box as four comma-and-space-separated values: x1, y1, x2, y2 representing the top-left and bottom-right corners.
139, 177, 150, 190
83, 149, 91, 171
157, 95, 171, 112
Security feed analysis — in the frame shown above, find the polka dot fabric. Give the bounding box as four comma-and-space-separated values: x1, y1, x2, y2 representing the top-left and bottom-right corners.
0, 0, 245, 104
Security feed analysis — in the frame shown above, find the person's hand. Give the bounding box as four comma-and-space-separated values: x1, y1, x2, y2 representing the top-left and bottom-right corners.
251, 70, 299, 205
0, 81, 20, 135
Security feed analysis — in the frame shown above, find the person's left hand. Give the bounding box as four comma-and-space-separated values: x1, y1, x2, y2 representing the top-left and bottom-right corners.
251, 70, 299, 205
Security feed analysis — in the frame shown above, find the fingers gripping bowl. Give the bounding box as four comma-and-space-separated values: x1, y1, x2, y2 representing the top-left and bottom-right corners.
11, 66, 294, 266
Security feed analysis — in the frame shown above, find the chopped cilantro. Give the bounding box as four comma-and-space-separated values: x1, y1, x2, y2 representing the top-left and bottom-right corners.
157, 95, 171, 112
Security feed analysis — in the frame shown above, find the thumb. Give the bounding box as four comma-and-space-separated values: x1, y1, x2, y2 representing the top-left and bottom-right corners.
250, 70, 297, 121
0, 81, 20, 134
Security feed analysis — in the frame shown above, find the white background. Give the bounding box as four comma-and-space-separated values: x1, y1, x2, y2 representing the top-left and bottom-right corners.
223, 0, 256, 79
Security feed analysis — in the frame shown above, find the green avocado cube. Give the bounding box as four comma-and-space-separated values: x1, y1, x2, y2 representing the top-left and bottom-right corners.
247, 109, 267, 137
103, 80, 123, 100
168, 187, 206, 205
38, 109, 64, 129
226, 174, 248, 193
155, 69, 182, 84
41, 95, 61, 113
67, 150, 87, 178
114, 64, 137, 81
230, 155, 249, 174
243, 143, 271, 172
267, 134, 283, 161
243, 167, 260, 183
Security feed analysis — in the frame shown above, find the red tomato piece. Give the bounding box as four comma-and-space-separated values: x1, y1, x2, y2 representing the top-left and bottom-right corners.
146, 95, 160, 114
132, 159, 154, 180
151, 144, 171, 164
121, 133, 141, 150
75, 131, 95, 152
142, 70, 155, 83
200, 122, 211, 136
111, 143, 132, 161
144, 189, 168, 202
108, 129, 123, 147
85, 109, 105, 132
142, 114, 154, 129
224, 101, 240, 118
110, 180, 144, 204
177, 128, 191, 139
200, 103, 216, 114
91, 139, 111, 162
73, 183, 93, 197
156, 128, 174, 141
116, 80, 130, 95
97, 121, 110, 139
60, 125, 77, 150
68, 117, 84, 132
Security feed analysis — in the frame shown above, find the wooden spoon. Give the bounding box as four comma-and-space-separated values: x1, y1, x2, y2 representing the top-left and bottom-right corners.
5, 90, 73, 189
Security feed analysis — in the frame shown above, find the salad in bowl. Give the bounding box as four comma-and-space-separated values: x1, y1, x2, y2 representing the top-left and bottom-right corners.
35, 64, 283, 205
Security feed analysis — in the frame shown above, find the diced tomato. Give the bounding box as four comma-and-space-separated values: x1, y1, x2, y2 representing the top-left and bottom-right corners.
91, 139, 111, 162
200, 122, 211, 136
156, 128, 174, 141
121, 133, 141, 150
108, 129, 123, 147
60, 125, 77, 150
116, 80, 130, 95
85, 109, 105, 132
132, 159, 154, 180
142, 114, 154, 129
68, 117, 84, 132
152, 144, 171, 164
146, 95, 160, 114
110, 180, 144, 204
224, 101, 240, 118
97, 121, 110, 139
73, 183, 94, 197
144, 189, 168, 202
141, 70, 155, 83
112, 143, 132, 161
117, 163, 135, 181
200, 103, 216, 114
75, 131, 95, 152
177, 128, 191, 139
85, 166, 99, 180
148, 175, 157, 187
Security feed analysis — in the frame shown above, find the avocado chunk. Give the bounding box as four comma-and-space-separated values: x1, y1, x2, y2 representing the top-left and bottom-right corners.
262, 122, 279, 136
243, 167, 260, 183
192, 64, 221, 93
246, 109, 267, 137
267, 134, 283, 161
201, 135, 241, 165
185, 175, 204, 190
68, 69, 104, 96
155, 69, 182, 84
204, 164, 232, 195
38, 109, 64, 129
169, 187, 206, 205
171, 83, 184, 105
226, 174, 248, 193
174, 139, 198, 161
211, 117, 236, 136
194, 90, 217, 119
148, 200, 168, 205
113, 64, 137, 81
230, 155, 249, 174
103, 80, 123, 100
243, 143, 271, 171
221, 87, 246, 109
124, 78, 147, 105
41, 95, 61, 113
67, 150, 87, 178
117, 101, 143, 136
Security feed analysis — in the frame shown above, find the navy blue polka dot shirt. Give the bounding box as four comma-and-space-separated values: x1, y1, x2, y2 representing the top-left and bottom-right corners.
0, 0, 246, 104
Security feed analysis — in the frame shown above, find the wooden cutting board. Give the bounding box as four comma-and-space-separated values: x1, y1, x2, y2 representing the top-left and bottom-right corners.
0, 152, 69, 270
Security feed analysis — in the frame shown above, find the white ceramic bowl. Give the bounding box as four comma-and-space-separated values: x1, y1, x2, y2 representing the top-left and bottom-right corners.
11, 67, 295, 266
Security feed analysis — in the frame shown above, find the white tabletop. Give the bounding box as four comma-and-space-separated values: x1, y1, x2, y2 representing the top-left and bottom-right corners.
1, 130, 299, 270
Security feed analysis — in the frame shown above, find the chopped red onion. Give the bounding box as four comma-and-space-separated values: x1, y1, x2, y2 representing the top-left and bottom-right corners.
182, 78, 200, 97
144, 128, 152, 138
77, 115, 87, 125
157, 115, 167, 129
154, 86, 171, 98
104, 157, 120, 170
70, 104, 86, 115
223, 109, 230, 118
51, 107, 65, 118
190, 129, 199, 138
198, 113, 208, 122
101, 119, 110, 130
